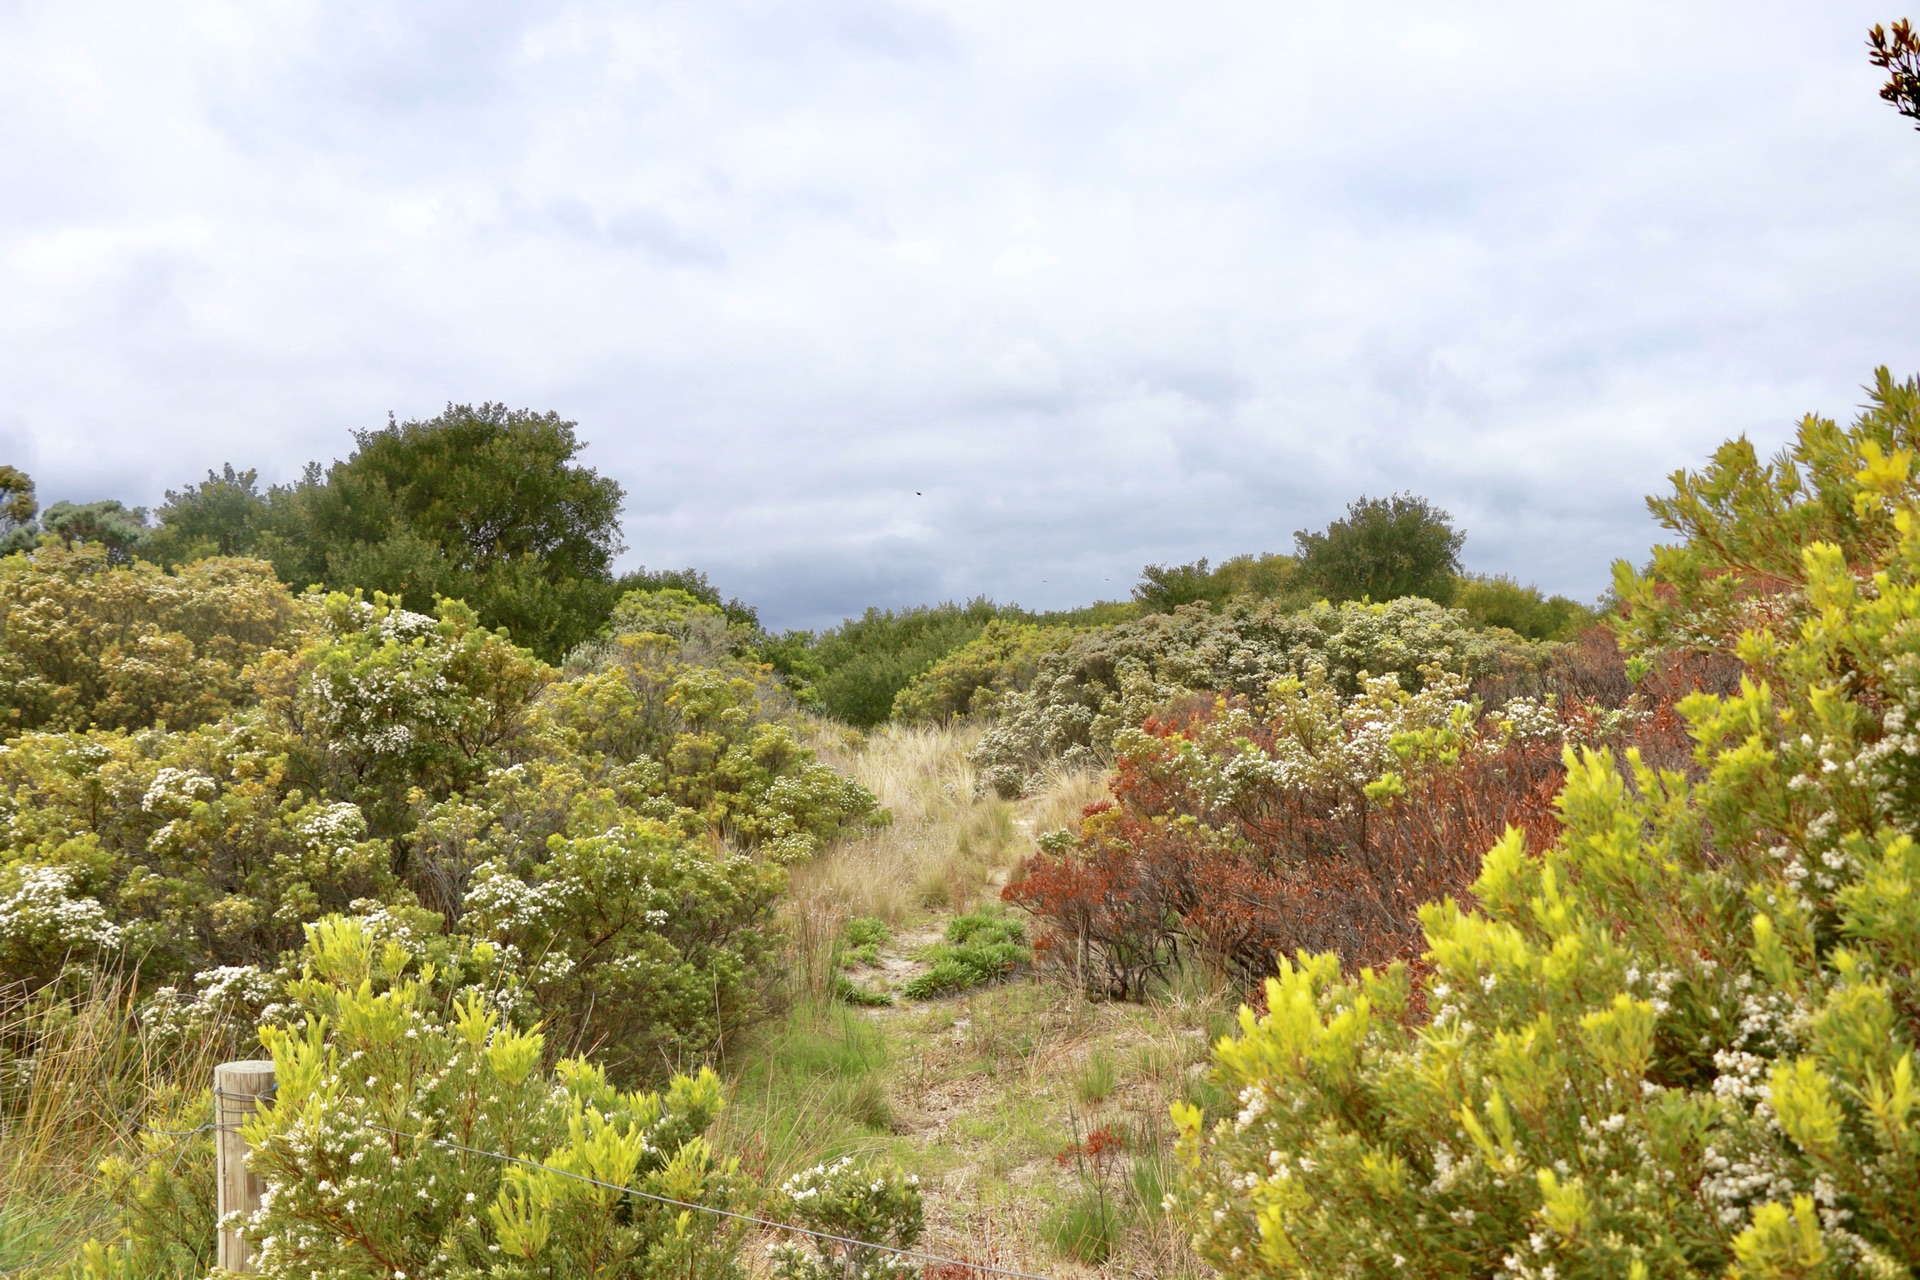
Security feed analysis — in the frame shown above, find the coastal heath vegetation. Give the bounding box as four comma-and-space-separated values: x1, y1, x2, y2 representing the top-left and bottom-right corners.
1170, 369, 1920, 1279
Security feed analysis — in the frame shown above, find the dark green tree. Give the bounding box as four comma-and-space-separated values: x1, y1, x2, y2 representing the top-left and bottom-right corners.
1293, 493, 1464, 604
1134, 558, 1228, 612
169, 405, 632, 661
1134, 553, 1298, 613
0, 466, 36, 555
808, 597, 1020, 727
41, 500, 148, 564
141, 464, 272, 566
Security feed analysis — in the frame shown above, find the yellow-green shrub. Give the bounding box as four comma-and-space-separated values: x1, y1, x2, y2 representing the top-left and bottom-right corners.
0, 546, 299, 737
889, 620, 1074, 723
225, 917, 739, 1279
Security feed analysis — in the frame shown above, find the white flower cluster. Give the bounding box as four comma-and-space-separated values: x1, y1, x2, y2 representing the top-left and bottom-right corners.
140, 766, 218, 815
0, 864, 121, 961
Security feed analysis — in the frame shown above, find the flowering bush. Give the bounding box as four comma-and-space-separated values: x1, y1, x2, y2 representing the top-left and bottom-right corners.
0, 862, 122, 988
462, 822, 783, 1083
0, 545, 300, 737
0, 573, 870, 1072
768, 1156, 925, 1280
0, 723, 401, 978
252, 592, 552, 838
971, 597, 1529, 797
226, 917, 743, 1280
1172, 369, 1920, 1279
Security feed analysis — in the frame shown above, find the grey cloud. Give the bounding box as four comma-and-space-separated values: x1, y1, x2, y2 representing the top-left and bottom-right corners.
3, 1, 1918, 629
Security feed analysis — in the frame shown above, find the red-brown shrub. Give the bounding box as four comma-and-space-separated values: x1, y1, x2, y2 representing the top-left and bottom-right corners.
1005, 633, 1708, 997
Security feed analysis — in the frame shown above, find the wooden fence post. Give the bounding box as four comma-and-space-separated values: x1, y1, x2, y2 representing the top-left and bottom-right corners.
214, 1059, 276, 1273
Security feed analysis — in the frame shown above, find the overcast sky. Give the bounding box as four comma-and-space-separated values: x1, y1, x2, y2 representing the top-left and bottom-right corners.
3, 1, 1916, 629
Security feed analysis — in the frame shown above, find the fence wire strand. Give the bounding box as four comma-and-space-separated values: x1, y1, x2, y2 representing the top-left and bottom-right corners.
356, 1121, 1055, 1280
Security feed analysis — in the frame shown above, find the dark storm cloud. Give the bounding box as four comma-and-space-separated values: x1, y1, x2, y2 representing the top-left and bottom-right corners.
3, 1, 1918, 630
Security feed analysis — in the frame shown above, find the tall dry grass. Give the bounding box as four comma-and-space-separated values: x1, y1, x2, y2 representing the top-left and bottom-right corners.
794, 720, 999, 931
0, 974, 227, 1272
792, 720, 1107, 953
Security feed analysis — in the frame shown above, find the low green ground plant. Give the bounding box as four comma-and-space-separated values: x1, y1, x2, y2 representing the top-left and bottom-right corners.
899, 908, 1028, 1000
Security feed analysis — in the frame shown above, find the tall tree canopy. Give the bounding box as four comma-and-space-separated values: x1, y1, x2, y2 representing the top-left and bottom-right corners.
1293, 492, 1465, 604
144, 404, 628, 661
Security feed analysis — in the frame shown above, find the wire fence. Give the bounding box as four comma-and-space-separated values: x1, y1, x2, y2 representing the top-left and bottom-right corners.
126, 1099, 1055, 1280
360, 1121, 1055, 1280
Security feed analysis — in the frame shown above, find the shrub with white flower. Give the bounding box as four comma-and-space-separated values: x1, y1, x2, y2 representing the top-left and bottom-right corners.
768, 1156, 925, 1280
202, 916, 741, 1280
0, 863, 121, 986
971, 596, 1524, 797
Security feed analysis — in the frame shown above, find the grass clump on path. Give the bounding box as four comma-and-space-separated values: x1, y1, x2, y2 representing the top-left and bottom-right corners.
900, 906, 1028, 1000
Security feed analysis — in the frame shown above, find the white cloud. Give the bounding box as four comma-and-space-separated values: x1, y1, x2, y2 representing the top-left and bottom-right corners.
2, 0, 1917, 627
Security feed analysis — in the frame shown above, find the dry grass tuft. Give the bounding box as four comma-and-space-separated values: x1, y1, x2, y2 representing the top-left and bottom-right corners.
794, 720, 1024, 927
0, 971, 228, 1271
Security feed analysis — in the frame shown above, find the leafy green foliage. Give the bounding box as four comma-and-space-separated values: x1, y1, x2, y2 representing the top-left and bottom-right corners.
0, 545, 300, 736
144, 405, 627, 661
1174, 368, 1920, 1279
139, 465, 276, 566
889, 620, 1075, 723
39, 502, 149, 565
1294, 492, 1465, 605
767, 1156, 925, 1280
1132, 553, 1298, 613
1453, 572, 1599, 641
972, 596, 1531, 797
0, 466, 38, 556
899, 907, 1026, 1000
258, 593, 552, 838
0, 569, 878, 1083
464, 823, 783, 1082
805, 598, 1022, 727
226, 917, 742, 1279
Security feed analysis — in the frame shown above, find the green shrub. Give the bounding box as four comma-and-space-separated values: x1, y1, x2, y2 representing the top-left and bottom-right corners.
899, 908, 1027, 1000
462, 822, 783, 1084
1454, 572, 1597, 641
1294, 492, 1464, 604
890, 620, 1075, 723
0, 575, 873, 1079
147, 404, 633, 662
1132, 552, 1300, 613
806, 598, 1022, 727
223, 918, 740, 1279
972, 595, 1533, 796
1172, 368, 1920, 1280
0, 545, 299, 737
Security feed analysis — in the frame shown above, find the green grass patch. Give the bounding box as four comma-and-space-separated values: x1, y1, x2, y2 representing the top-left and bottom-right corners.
1040, 1190, 1123, 1264
843, 917, 892, 948
719, 999, 896, 1183
832, 974, 894, 1007
1074, 1048, 1118, 1105
900, 906, 1028, 1000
